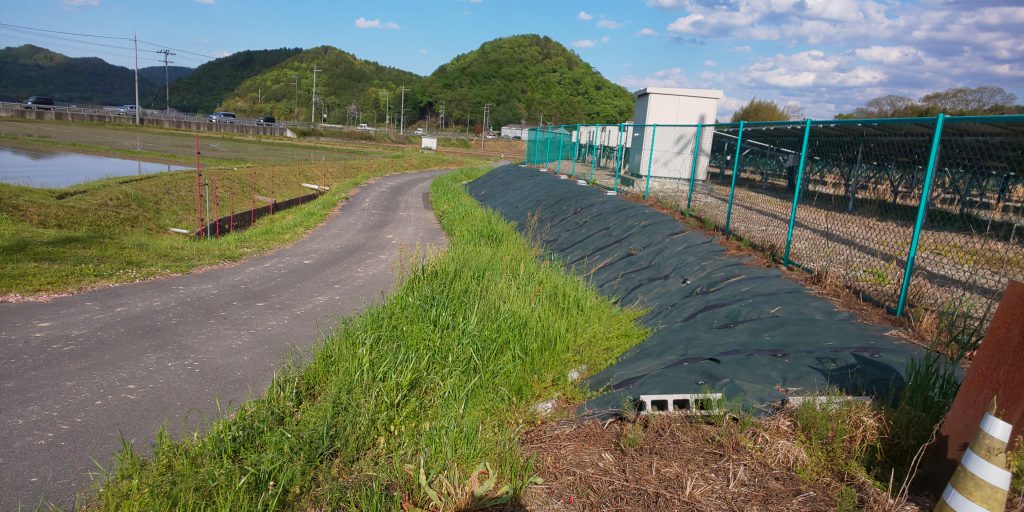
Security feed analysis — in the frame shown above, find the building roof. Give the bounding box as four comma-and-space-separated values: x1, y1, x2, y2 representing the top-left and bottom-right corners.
633, 87, 724, 100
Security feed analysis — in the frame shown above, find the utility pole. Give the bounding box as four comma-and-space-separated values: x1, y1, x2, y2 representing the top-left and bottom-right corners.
482, 103, 491, 149
399, 85, 406, 135
156, 49, 175, 111
539, 112, 544, 126
439, 101, 445, 135
291, 75, 298, 123
133, 32, 140, 125
311, 64, 322, 124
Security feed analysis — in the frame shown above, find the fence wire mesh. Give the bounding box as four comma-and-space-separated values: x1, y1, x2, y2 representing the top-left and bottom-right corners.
525, 115, 1024, 346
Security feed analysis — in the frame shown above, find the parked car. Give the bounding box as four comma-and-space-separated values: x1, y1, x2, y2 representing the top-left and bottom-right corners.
22, 96, 54, 110
207, 112, 236, 123
413, 127, 425, 135
356, 123, 371, 131
256, 115, 275, 126
116, 104, 139, 116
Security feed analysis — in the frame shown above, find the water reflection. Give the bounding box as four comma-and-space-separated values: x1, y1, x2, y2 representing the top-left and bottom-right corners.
0, 144, 189, 188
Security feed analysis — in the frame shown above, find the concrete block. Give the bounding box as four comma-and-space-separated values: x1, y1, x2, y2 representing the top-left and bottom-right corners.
637, 393, 723, 416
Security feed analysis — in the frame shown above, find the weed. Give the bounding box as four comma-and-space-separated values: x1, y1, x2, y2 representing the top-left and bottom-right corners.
791, 395, 884, 482
619, 422, 646, 450
836, 485, 859, 512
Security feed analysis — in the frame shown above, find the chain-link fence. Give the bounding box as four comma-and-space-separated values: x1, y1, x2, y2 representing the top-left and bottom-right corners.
526, 114, 1024, 346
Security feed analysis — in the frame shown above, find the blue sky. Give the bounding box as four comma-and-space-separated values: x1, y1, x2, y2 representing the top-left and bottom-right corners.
2, 0, 1022, 118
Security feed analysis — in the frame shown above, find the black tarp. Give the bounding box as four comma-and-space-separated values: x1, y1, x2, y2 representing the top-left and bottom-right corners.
467, 165, 929, 414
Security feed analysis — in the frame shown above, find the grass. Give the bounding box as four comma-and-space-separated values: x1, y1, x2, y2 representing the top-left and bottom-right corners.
86, 166, 649, 510
1, 137, 475, 296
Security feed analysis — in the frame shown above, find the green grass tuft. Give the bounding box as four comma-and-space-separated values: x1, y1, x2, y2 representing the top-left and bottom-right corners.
88, 166, 648, 510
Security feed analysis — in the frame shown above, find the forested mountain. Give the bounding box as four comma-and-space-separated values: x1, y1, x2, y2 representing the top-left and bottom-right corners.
416, 35, 635, 128
138, 65, 193, 87
167, 48, 302, 114
217, 46, 421, 124
4, 37, 634, 127
0, 45, 162, 105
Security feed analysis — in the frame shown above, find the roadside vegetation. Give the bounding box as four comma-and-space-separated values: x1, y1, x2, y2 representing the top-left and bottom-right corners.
87, 166, 649, 510
0, 122, 478, 297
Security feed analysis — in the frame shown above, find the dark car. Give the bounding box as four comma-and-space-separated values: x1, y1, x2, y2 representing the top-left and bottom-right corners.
23, 96, 55, 110
256, 116, 275, 126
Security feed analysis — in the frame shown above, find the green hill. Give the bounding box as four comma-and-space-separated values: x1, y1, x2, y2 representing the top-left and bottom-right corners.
218, 46, 422, 124
168, 48, 303, 114
416, 35, 635, 128
138, 65, 193, 86
0, 44, 161, 105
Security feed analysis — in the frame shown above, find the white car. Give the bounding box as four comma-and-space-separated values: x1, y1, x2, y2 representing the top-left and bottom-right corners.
356, 123, 371, 131
413, 128, 425, 135
207, 112, 237, 123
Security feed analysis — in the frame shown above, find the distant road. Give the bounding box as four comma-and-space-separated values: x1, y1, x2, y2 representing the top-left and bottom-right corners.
0, 170, 448, 508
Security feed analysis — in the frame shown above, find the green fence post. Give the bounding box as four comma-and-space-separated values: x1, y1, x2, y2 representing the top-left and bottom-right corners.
896, 113, 946, 317
686, 123, 703, 210
531, 128, 540, 165
613, 123, 625, 193
644, 124, 657, 199
556, 127, 565, 174
570, 124, 580, 178
724, 121, 745, 234
783, 118, 813, 266
590, 125, 598, 182
544, 126, 552, 169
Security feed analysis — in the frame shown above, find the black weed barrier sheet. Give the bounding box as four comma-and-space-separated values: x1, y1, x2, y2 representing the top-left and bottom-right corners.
466, 165, 927, 415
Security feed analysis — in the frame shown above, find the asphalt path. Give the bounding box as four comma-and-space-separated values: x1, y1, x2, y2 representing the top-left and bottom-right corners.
0, 170, 449, 509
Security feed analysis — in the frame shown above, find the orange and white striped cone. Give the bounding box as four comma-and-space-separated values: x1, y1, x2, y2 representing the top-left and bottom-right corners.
934, 399, 1013, 512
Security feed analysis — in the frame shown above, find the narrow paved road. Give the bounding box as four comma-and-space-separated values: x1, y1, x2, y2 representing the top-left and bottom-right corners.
0, 170, 448, 509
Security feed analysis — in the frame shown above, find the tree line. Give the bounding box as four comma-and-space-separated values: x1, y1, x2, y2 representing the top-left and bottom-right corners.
730, 86, 1021, 122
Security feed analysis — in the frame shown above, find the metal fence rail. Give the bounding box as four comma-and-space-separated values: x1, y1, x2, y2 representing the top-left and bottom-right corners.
525, 115, 1024, 346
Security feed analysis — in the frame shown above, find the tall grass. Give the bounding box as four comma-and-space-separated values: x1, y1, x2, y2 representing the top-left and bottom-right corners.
88, 166, 648, 510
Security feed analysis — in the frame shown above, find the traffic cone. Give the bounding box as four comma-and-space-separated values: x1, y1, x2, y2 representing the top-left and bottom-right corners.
935, 398, 1013, 512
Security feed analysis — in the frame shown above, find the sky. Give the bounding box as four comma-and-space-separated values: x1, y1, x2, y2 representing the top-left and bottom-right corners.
1, 0, 1022, 119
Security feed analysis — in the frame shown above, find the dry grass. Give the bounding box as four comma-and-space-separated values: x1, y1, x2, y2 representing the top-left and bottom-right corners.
518, 410, 929, 512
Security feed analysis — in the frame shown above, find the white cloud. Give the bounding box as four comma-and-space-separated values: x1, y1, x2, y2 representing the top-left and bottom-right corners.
803, 0, 866, 22
193, 0, 214, 4
704, 60, 716, 67
577, 11, 592, 21
63, 0, 99, 5
731, 45, 752, 53
601, 35, 610, 43
355, 17, 399, 30
214, 50, 233, 58
597, 19, 624, 29
636, 27, 658, 37
744, 49, 885, 88
419, 48, 428, 55
854, 45, 924, 65
619, 67, 688, 89
572, 39, 596, 49
645, 0, 686, 7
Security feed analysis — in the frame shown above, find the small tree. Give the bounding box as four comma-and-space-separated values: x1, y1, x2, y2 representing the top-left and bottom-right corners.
730, 98, 791, 122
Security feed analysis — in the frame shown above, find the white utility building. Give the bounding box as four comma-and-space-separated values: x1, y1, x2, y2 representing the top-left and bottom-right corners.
627, 87, 723, 183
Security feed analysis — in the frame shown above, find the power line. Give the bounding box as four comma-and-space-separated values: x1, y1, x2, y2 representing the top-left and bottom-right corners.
0, 22, 132, 40
0, 25, 137, 52
0, 31, 162, 63
0, 22, 217, 61
137, 39, 216, 60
